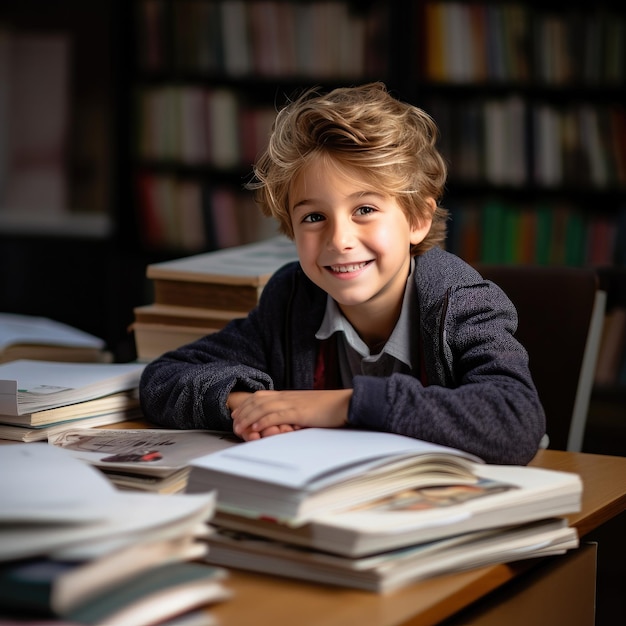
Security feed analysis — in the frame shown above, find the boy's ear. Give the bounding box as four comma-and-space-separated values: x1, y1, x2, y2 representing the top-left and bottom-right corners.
409, 198, 436, 246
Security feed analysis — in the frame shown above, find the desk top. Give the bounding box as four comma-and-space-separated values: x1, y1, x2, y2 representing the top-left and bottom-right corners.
210, 448, 626, 626
530, 448, 626, 537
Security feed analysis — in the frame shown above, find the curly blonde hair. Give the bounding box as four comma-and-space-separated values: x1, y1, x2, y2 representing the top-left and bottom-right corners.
246, 82, 449, 255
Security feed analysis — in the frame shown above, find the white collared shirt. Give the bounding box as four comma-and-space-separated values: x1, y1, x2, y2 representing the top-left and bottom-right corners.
315, 260, 418, 386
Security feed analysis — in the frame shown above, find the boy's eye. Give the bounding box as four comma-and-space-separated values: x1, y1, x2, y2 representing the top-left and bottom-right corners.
302, 213, 325, 223
356, 205, 376, 216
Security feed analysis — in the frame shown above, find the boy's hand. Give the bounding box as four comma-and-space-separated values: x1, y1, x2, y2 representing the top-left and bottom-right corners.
229, 389, 352, 441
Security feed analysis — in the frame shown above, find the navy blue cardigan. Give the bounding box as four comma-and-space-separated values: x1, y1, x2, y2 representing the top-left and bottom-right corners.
139, 247, 546, 465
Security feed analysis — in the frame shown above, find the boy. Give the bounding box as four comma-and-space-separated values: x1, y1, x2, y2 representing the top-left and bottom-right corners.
139, 83, 546, 465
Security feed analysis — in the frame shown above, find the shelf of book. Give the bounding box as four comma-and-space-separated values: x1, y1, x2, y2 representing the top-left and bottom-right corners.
134, 0, 389, 79
408, 2, 626, 404
407, 0, 626, 269
127, 0, 392, 255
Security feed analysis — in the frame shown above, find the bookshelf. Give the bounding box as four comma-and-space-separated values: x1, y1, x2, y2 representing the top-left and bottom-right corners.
406, 0, 626, 269
0, 0, 144, 363
124, 0, 626, 266
125, 0, 393, 255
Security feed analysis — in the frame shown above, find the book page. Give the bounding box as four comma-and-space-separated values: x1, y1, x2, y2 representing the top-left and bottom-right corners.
191, 427, 481, 490
0, 312, 105, 351
0, 442, 117, 522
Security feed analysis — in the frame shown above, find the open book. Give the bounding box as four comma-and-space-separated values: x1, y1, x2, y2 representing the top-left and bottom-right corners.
0, 312, 107, 363
48, 428, 240, 477
188, 428, 484, 525
48, 428, 240, 492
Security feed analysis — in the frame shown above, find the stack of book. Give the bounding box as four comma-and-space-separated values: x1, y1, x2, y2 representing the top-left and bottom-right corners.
133, 236, 298, 361
185, 428, 582, 593
0, 443, 230, 625
0, 359, 146, 442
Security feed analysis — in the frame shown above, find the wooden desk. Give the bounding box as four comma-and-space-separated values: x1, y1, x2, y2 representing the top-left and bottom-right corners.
208, 449, 626, 626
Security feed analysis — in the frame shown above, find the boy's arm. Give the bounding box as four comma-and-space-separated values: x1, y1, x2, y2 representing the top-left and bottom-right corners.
138, 314, 277, 431
139, 261, 318, 432
348, 281, 546, 465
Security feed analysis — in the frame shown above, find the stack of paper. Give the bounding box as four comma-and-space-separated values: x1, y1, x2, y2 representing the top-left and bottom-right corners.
0, 443, 231, 625
48, 427, 241, 494
0, 359, 146, 441
186, 428, 582, 593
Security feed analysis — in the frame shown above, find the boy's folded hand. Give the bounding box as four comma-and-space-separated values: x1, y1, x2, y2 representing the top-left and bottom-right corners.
230, 389, 351, 440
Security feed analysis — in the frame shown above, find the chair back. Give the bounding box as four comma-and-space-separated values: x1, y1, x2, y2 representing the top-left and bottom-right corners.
476, 264, 605, 451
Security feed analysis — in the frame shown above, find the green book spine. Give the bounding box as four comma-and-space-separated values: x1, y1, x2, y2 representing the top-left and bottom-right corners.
481, 201, 505, 263
502, 205, 520, 263
564, 210, 586, 266
534, 204, 553, 265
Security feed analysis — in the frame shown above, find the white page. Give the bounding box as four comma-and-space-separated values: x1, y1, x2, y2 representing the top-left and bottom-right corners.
0, 312, 105, 350
311, 463, 582, 533
190, 428, 481, 490
0, 442, 117, 522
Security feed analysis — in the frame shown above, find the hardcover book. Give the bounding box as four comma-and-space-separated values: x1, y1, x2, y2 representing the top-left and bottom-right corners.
145, 236, 298, 310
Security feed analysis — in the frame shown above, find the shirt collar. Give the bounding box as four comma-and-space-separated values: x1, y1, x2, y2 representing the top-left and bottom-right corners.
315, 259, 415, 368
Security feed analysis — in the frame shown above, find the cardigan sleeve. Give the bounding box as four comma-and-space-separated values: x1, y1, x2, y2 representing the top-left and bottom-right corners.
138, 262, 304, 430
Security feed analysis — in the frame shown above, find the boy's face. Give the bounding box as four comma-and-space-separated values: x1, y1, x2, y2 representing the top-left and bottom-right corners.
289, 156, 432, 326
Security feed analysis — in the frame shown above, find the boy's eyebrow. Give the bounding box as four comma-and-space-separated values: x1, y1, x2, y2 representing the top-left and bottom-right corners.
291, 190, 385, 211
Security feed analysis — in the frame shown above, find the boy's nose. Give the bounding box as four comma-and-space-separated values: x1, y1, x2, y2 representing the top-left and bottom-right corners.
327, 218, 355, 251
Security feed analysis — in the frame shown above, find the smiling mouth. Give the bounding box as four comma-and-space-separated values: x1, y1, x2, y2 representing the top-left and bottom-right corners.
328, 261, 371, 273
